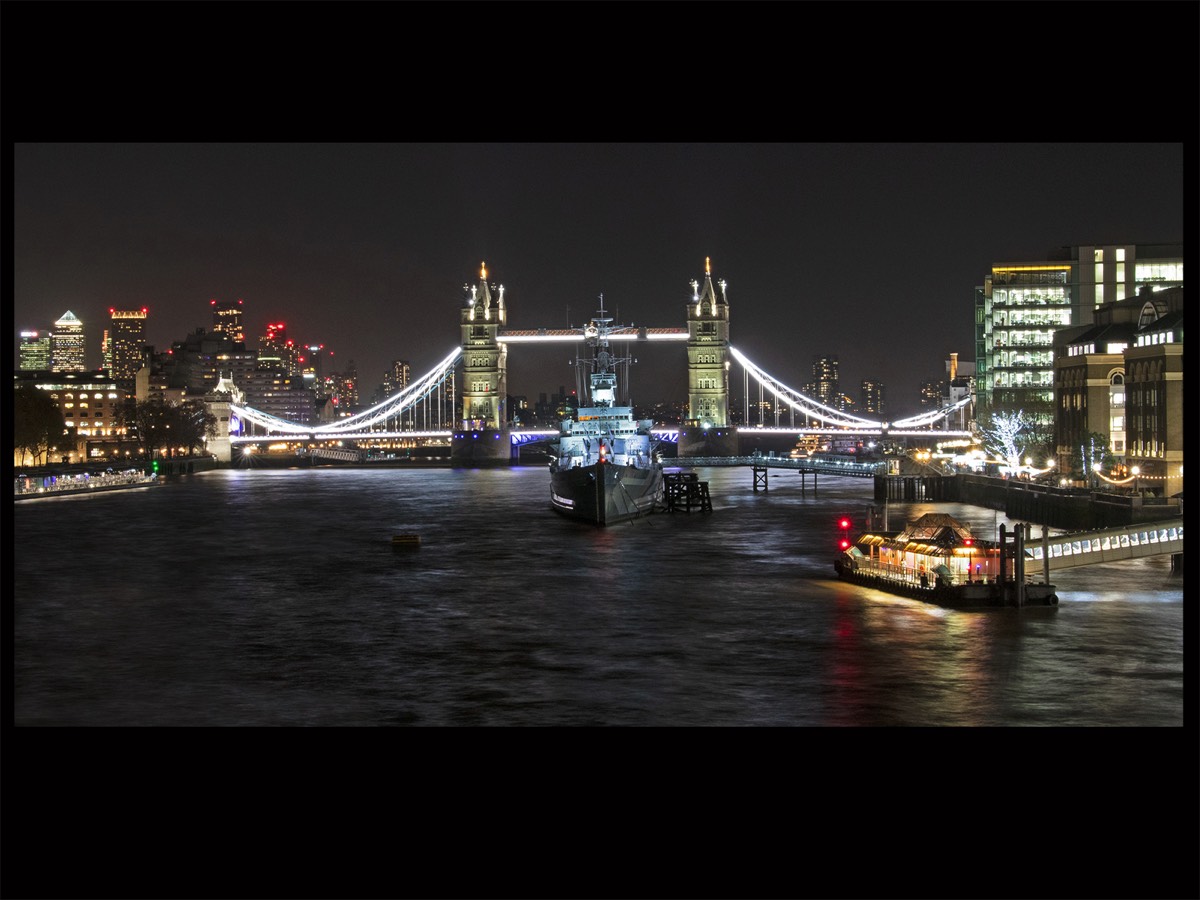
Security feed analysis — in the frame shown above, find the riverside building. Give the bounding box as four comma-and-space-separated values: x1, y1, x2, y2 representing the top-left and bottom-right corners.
1052, 285, 1183, 497
975, 243, 1183, 438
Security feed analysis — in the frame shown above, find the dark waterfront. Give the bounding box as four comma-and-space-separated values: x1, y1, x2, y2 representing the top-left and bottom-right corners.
12, 466, 1184, 726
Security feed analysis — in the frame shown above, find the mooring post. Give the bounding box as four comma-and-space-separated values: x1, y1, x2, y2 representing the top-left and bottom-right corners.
1042, 525, 1051, 584
1014, 524, 1025, 607
998, 523, 1007, 589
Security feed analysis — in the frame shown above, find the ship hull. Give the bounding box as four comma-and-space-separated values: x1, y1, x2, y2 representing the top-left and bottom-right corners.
550, 462, 663, 526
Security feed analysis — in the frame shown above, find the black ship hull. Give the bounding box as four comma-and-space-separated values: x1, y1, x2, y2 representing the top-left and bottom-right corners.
550, 462, 663, 526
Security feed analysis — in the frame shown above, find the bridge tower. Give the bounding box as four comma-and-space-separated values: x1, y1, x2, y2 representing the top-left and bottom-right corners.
452, 262, 512, 466
679, 257, 739, 457
204, 373, 244, 463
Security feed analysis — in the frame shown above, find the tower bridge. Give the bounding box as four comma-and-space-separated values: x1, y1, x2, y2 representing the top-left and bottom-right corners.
225, 259, 972, 464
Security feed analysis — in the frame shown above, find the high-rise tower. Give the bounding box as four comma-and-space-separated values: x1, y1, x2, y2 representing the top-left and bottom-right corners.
51, 310, 87, 372
810, 356, 840, 408
107, 307, 149, 391
19, 331, 51, 371
210, 298, 245, 344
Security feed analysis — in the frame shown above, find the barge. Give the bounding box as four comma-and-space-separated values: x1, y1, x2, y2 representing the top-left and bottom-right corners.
834, 512, 1059, 608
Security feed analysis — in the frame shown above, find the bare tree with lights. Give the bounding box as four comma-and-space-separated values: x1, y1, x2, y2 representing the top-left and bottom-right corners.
979, 409, 1029, 471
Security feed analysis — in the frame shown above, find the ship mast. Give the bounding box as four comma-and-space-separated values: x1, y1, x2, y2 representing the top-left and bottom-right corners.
576, 294, 635, 407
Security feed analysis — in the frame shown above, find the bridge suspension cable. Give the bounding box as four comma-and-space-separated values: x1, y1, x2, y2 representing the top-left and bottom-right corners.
729, 345, 882, 428
231, 346, 462, 437
729, 345, 973, 431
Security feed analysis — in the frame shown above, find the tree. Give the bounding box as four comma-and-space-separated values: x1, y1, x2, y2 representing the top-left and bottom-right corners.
118, 397, 218, 459
978, 408, 1030, 471
13, 386, 67, 467
1073, 431, 1110, 481
175, 399, 218, 456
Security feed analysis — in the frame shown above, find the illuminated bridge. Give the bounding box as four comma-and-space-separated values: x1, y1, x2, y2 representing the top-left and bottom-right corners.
1027, 519, 1184, 570
224, 259, 973, 460
227, 344, 971, 450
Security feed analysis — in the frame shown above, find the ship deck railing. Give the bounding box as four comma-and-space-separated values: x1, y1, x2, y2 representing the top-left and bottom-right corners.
845, 558, 1050, 587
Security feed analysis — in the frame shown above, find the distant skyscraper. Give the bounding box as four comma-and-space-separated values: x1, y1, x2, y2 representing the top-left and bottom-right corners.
383, 360, 411, 398
210, 298, 245, 344
51, 310, 87, 372
259, 322, 300, 376
107, 307, 149, 390
19, 331, 51, 371
860, 380, 885, 416
919, 379, 944, 408
302, 344, 326, 396
810, 355, 839, 407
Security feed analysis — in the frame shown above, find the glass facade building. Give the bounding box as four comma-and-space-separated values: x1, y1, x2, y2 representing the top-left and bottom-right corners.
107, 308, 149, 391
975, 243, 1183, 430
51, 310, 87, 372
19, 331, 51, 370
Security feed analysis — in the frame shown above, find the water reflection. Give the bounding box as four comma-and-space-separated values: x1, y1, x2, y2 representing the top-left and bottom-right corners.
13, 466, 1183, 726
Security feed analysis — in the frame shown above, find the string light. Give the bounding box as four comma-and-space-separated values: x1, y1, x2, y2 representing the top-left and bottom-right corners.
1093, 470, 1172, 484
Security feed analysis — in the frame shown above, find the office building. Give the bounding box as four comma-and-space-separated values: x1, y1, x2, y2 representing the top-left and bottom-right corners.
238, 369, 317, 425
259, 322, 300, 376
859, 380, 885, 418
1053, 285, 1183, 497
106, 307, 149, 392
13, 370, 133, 464
166, 328, 258, 395
975, 243, 1183, 438
210, 298, 246, 344
806, 356, 840, 408
19, 331, 51, 371
51, 310, 87, 372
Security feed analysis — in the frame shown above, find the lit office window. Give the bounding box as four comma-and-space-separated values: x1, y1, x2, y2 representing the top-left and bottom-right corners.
1116, 248, 1125, 262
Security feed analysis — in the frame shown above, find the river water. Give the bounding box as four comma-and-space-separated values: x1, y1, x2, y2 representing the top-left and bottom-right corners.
12, 465, 1185, 726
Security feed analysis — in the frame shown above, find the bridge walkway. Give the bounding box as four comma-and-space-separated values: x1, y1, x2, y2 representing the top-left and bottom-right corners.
678, 455, 883, 478
1029, 519, 1183, 571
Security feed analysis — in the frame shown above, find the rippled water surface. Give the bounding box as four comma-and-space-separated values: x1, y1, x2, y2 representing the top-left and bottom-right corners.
13, 466, 1185, 725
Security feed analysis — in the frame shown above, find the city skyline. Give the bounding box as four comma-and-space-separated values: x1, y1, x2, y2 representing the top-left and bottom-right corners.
14, 143, 1183, 408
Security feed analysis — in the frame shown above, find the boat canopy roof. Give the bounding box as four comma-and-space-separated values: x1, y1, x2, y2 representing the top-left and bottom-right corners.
894, 513, 976, 546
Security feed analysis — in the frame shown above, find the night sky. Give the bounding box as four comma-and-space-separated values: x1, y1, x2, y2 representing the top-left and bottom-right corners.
13, 143, 1182, 416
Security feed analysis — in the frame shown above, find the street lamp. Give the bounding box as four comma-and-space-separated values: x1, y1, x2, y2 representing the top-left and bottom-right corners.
1131, 465, 1140, 495
1092, 462, 1101, 490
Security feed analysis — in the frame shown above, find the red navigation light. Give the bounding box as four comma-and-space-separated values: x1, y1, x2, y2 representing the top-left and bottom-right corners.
839, 538, 851, 550
838, 517, 852, 530
963, 538, 973, 546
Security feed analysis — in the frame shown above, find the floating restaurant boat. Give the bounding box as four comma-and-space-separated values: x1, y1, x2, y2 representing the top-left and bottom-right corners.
834, 512, 1059, 607
549, 296, 664, 526
13, 468, 162, 500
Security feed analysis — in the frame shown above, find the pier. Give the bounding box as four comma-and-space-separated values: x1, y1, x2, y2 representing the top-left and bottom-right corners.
662, 470, 712, 513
